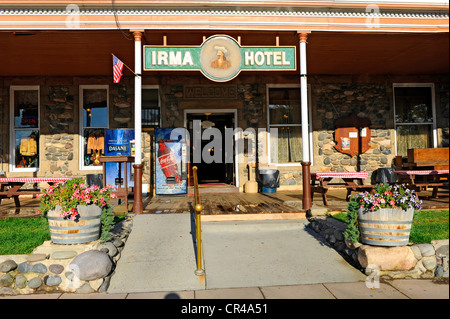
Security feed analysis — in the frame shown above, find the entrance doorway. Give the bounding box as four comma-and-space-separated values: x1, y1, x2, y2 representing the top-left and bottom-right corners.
186, 111, 236, 186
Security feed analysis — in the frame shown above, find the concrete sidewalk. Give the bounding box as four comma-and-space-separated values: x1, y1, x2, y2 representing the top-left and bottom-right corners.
107, 214, 365, 293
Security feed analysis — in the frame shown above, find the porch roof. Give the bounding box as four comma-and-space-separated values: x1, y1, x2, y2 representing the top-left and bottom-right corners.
0, 30, 447, 77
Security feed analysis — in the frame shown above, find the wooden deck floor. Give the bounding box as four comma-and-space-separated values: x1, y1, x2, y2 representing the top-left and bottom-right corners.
1, 188, 448, 219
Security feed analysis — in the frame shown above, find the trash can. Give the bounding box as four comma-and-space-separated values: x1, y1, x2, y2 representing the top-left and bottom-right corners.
86, 174, 103, 188
257, 168, 280, 193
375, 168, 396, 184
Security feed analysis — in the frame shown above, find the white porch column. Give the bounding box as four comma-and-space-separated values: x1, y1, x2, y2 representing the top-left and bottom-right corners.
298, 32, 312, 211
133, 31, 143, 214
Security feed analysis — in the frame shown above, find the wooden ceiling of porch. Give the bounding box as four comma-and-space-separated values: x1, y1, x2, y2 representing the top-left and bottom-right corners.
0, 30, 448, 77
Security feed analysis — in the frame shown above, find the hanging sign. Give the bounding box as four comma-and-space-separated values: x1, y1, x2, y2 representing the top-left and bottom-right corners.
143, 35, 296, 82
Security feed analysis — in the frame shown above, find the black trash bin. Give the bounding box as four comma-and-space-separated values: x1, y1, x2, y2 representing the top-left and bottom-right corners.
375, 168, 396, 184
86, 174, 103, 188
257, 168, 280, 193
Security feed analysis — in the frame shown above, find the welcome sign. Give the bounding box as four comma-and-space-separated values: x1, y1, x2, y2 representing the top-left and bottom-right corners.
144, 35, 296, 82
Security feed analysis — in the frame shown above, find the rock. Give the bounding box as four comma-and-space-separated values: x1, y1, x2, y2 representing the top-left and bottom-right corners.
68, 250, 113, 281
28, 277, 43, 289
49, 264, 65, 274
435, 265, 444, 277
31, 263, 47, 274
98, 276, 111, 293
17, 262, 34, 273
112, 238, 124, 248
27, 254, 48, 262
15, 274, 27, 289
410, 245, 422, 260
415, 244, 435, 257
436, 245, 449, 257
0, 287, 17, 296
51, 251, 78, 260
0, 260, 18, 273
98, 242, 118, 257
357, 245, 417, 271
422, 257, 437, 271
0, 274, 14, 287
334, 241, 346, 252
44, 275, 62, 287
76, 282, 95, 294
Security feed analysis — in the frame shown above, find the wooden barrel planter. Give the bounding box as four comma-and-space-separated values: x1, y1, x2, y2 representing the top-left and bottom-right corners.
358, 208, 414, 247
47, 205, 102, 244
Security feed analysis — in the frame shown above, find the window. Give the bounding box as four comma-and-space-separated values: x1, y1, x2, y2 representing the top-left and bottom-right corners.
267, 85, 311, 165
142, 86, 160, 127
393, 84, 436, 156
10, 86, 40, 172
79, 85, 109, 170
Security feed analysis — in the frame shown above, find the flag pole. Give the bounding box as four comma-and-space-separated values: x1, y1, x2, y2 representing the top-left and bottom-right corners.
111, 53, 140, 78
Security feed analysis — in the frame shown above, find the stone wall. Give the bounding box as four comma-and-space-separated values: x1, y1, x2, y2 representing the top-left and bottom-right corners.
0, 215, 133, 296
309, 216, 449, 280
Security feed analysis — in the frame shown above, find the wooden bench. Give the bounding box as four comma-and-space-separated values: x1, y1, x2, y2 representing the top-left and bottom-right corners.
397, 147, 449, 170
311, 172, 374, 206
0, 177, 73, 208
395, 170, 449, 198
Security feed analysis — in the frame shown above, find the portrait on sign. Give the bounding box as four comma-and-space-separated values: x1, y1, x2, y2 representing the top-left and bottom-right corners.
200, 35, 241, 82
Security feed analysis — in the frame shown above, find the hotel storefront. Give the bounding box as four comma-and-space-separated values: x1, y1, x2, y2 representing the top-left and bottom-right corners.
0, 2, 448, 211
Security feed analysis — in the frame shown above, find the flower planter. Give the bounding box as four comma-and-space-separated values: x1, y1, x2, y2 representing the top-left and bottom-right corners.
47, 205, 102, 244
358, 207, 414, 247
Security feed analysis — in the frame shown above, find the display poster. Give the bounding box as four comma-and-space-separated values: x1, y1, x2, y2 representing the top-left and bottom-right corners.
104, 129, 135, 188
155, 128, 187, 195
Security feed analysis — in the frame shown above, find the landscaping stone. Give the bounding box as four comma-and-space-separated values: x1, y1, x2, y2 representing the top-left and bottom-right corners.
411, 245, 422, 260
68, 250, 113, 281
98, 242, 118, 257
0, 274, 14, 287
31, 263, 48, 274
0, 287, 17, 296
51, 251, 78, 260
0, 260, 17, 273
28, 277, 43, 289
77, 282, 95, 294
422, 257, 437, 271
26, 254, 48, 262
15, 274, 27, 289
44, 275, 62, 286
17, 262, 33, 273
436, 245, 449, 257
357, 245, 417, 271
49, 264, 64, 275
415, 244, 435, 257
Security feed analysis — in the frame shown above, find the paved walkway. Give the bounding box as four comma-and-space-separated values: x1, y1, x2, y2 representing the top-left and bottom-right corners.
107, 214, 365, 293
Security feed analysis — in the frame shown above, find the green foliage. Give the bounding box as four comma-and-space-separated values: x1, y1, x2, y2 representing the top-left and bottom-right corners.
343, 197, 361, 244
0, 218, 50, 255
409, 210, 449, 243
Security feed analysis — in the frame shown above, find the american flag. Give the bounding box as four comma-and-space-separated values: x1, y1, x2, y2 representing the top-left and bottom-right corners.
112, 54, 124, 83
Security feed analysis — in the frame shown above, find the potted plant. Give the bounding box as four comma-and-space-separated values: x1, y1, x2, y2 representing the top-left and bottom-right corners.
37, 178, 117, 244
344, 184, 422, 247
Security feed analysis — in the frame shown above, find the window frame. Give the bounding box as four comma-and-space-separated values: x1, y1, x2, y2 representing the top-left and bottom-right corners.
79, 85, 109, 171
9, 85, 40, 173
142, 85, 161, 128
266, 84, 313, 167
393, 83, 437, 155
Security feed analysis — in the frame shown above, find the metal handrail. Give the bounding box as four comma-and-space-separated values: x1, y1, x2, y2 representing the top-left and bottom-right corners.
192, 166, 205, 276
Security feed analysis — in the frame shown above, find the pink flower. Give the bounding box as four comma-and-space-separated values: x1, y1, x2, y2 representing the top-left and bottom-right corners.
389, 200, 395, 206
36, 210, 41, 215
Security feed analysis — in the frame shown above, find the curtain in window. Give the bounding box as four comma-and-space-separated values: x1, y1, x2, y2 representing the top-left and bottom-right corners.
396, 125, 432, 156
